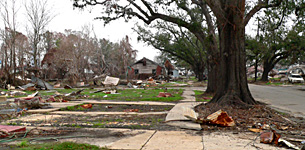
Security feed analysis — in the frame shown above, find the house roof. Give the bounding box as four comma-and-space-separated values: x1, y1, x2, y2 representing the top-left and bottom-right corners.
164, 60, 175, 70
130, 57, 162, 67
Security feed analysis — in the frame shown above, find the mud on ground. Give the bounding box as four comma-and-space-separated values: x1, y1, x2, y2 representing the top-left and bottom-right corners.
60, 104, 174, 112
6, 114, 181, 131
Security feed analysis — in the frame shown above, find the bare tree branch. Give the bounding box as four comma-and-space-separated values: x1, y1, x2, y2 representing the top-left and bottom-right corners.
244, 0, 283, 26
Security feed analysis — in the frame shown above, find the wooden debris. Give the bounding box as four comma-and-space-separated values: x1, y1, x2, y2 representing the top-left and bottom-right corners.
27, 91, 39, 97
53, 83, 61, 88
14, 97, 49, 109
92, 89, 105, 93
206, 109, 235, 127
102, 76, 120, 86
278, 138, 300, 150
248, 128, 262, 133
279, 126, 289, 130
64, 85, 73, 89
260, 132, 274, 144
260, 130, 282, 145
0, 125, 26, 138
80, 104, 92, 109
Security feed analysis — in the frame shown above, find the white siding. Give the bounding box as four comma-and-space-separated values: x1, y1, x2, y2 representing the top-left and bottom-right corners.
133, 61, 158, 74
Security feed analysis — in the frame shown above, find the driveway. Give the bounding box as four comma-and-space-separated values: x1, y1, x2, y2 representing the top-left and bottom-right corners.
248, 84, 305, 118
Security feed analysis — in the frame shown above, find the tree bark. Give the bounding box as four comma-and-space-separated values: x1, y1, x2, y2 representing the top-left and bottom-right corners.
209, 1, 257, 106
194, 64, 205, 81
205, 61, 218, 94
261, 62, 274, 81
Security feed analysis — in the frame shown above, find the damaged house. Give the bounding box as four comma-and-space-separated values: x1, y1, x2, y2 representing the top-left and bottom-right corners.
128, 57, 165, 80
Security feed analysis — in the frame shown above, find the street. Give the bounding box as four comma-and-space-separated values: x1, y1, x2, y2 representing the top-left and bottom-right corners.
249, 84, 305, 118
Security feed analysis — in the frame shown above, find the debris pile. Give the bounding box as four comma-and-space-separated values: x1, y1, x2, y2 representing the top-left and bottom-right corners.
14, 95, 50, 109
0, 125, 26, 138
0, 101, 27, 120
0, 90, 26, 97
126, 77, 170, 89
0, 127, 78, 143
194, 103, 305, 149
185, 109, 235, 127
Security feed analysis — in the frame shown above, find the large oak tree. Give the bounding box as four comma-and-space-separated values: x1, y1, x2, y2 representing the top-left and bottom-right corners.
73, 0, 297, 106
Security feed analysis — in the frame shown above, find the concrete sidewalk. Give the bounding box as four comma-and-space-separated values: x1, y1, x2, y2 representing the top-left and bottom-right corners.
165, 88, 203, 130
22, 126, 285, 150
1, 87, 288, 150
59, 87, 294, 149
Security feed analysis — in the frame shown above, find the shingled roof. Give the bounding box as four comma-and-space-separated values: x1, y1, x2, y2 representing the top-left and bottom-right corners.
130, 57, 161, 66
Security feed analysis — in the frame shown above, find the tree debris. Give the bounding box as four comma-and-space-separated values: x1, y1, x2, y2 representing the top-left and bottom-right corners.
80, 104, 92, 109
14, 97, 50, 109
64, 85, 73, 89
205, 109, 235, 127
278, 138, 300, 150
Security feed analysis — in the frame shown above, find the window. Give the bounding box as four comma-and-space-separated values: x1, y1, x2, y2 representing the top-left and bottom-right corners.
135, 69, 139, 75
152, 69, 156, 75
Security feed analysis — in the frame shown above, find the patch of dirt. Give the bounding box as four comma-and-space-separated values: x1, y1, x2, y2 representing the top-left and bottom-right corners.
8, 114, 181, 131
0, 127, 134, 149
60, 104, 174, 112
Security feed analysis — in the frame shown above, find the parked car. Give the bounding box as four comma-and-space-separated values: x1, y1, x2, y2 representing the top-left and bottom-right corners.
288, 74, 304, 83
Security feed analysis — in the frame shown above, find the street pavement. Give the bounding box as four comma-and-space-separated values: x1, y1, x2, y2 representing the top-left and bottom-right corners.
249, 84, 305, 118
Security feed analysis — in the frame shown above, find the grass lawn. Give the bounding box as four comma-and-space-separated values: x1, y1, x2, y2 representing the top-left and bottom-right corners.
265, 81, 304, 86
84, 89, 184, 102
265, 82, 286, 86
14, 141, 107, 150
1, 88, 184, 102
157, 82, 189, 87
194, 90, 212, 102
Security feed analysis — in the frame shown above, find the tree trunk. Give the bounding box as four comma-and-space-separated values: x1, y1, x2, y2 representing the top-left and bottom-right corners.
261, 62, 273, 81
210, 3, 257, 106
193, 63, 205, 82
205, 59, 218, 94
196, 69, 204, 81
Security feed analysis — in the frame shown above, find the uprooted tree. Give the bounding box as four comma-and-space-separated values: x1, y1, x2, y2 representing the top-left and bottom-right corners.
72, 0, 303, 106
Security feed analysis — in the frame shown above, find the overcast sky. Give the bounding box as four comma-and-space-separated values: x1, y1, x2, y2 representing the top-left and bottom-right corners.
2, 0, 259, 61
47, 0, 159, 61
